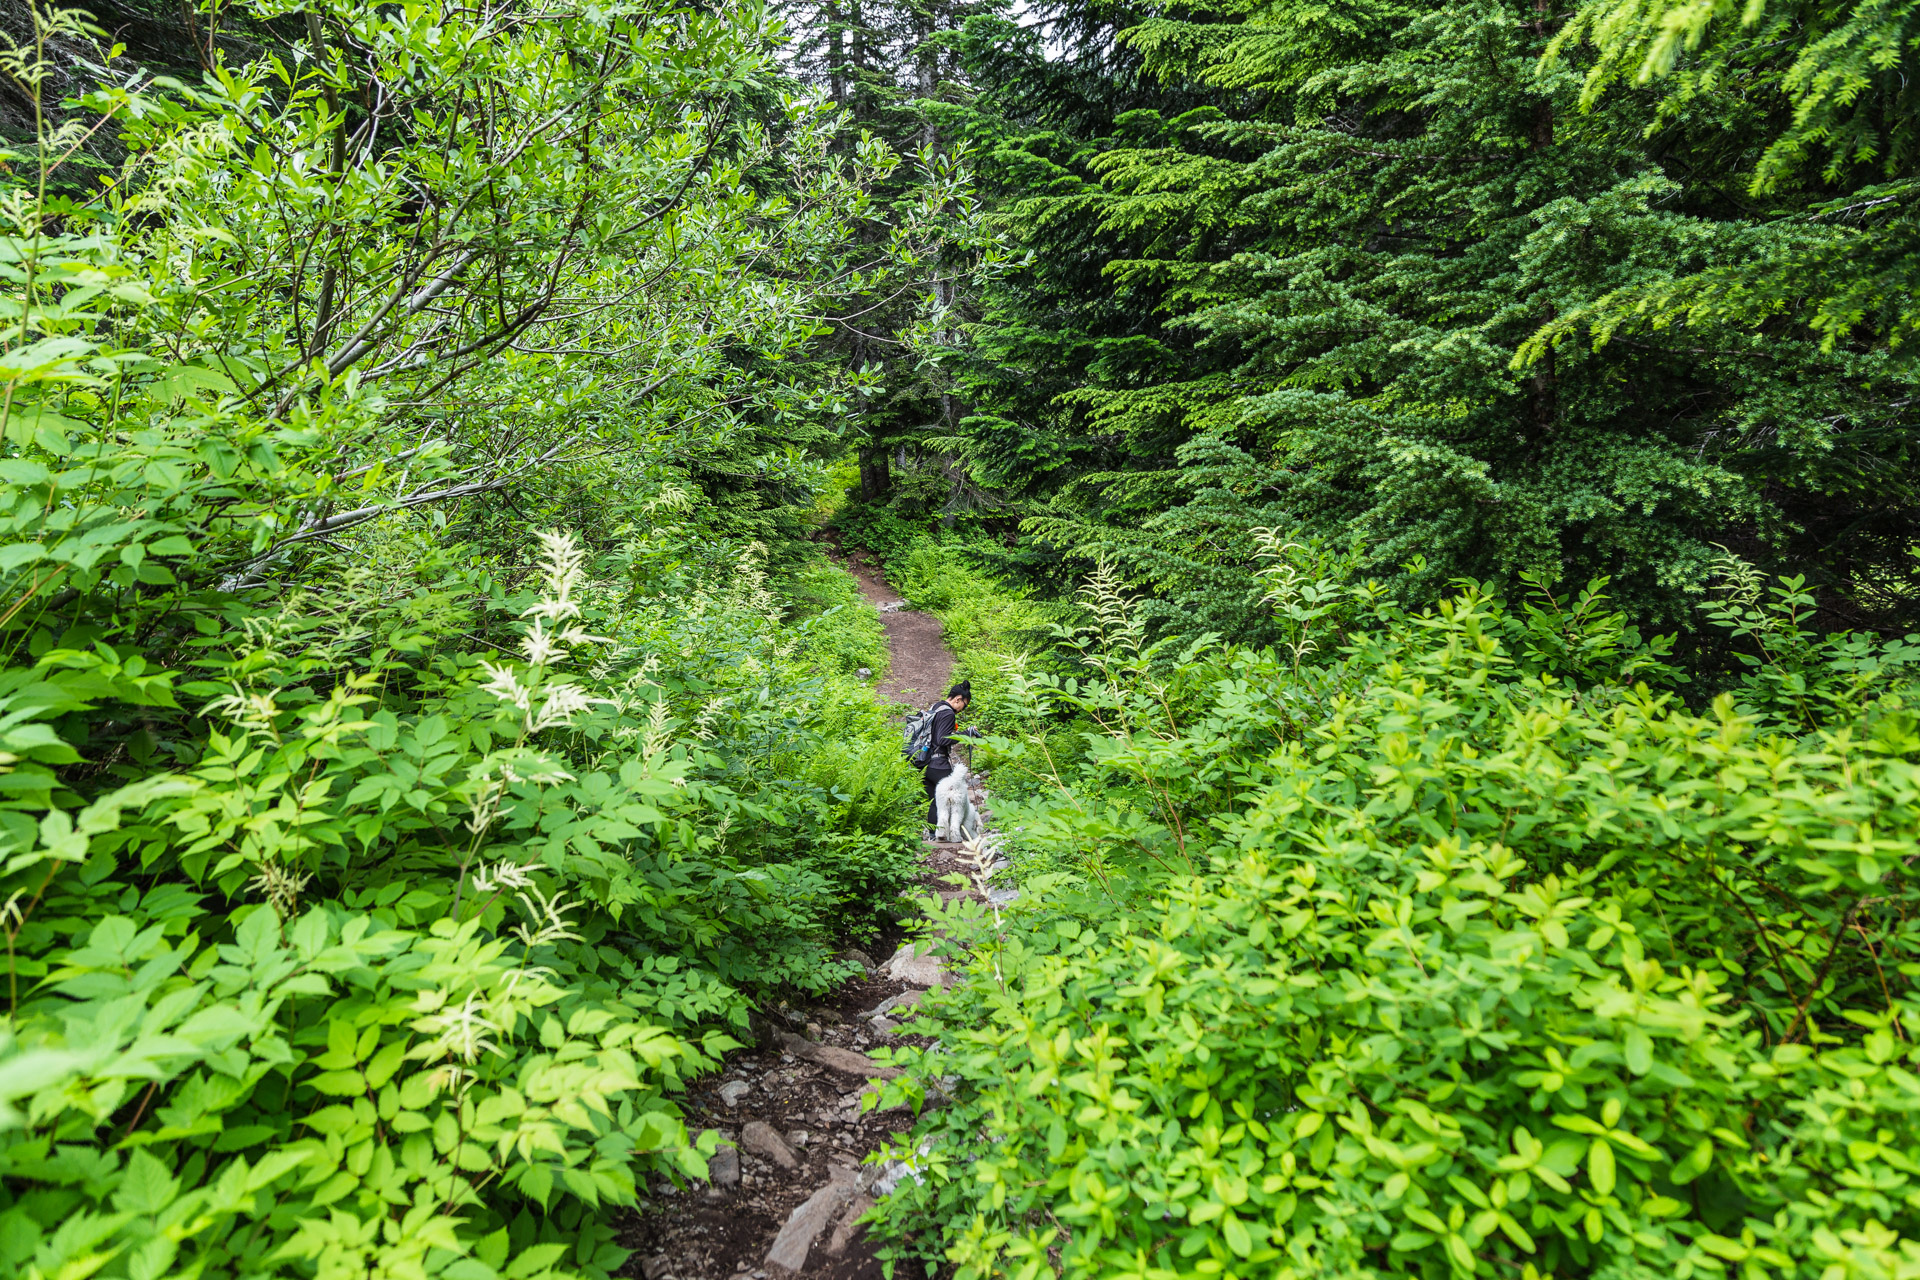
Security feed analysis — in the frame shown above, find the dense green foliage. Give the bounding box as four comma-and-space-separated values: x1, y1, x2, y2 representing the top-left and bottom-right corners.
888, 0, 1920, 642
9, 0, 1920, 1276
1545, 0, 1920, 355
0, 3, 939, 1277
869, 549, 1920, 1279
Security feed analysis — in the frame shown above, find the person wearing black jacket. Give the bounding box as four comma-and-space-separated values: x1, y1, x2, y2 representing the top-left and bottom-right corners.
921, 681, 978, 828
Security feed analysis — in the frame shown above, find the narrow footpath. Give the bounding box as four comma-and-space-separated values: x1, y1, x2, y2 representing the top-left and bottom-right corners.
837, 551, 952, 707
620, 554, 991, 1280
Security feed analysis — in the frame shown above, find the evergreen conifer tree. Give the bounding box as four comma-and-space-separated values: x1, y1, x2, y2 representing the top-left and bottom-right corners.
950, 0, 1920, 637
780, 0, 998, 520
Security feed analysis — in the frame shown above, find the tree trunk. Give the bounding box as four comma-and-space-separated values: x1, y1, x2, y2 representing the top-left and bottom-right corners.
859, 446, 890, 503
827, 0, 845, 109
914, 4, 937, 156
1530, 310, 1557, 435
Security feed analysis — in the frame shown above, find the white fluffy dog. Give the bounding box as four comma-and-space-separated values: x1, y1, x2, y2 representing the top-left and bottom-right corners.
933, 760, 983, 843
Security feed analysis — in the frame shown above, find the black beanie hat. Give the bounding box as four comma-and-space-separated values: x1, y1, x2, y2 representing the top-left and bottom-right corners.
949, 680, 971, 701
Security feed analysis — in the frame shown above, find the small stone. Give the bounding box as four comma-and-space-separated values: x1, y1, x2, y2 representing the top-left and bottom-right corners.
643, 1258, 672, 1280
787, 1129, 810, 1148
987, 887, 1020, 907
805, 1021, 823, 1041
741, 1120, 798, 1169
717, 1079, 751, 1108
884, 943, 945, 988
709, 1145, 740, 1188
841, 947, 876, 971
870, 1016, 899, 1035
857, 667, 873, 678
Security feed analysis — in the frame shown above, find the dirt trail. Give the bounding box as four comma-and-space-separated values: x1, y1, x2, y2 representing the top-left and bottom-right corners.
838, 550, 953, 708
619, 555, 985, 1280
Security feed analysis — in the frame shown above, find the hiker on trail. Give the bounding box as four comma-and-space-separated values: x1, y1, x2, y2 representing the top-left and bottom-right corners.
921, 681, 979, 827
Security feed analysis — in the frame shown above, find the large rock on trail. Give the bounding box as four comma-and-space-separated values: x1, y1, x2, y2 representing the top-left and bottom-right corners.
774, 1029, 899, 1081
883, 942, 945, 987
765, 1170, 858, 1276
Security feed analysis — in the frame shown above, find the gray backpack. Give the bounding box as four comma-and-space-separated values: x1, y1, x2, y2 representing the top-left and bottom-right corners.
902, 700, 942, 766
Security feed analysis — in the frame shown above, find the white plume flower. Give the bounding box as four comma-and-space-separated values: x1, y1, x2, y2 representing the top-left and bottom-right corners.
531, 682, 601, 732
470, 859, 539, 895
248, 860, 313, 918
512, 885, 584, 949
412, 992, 503, 1065
523, 530, 589, 624
477, 660, 532, 713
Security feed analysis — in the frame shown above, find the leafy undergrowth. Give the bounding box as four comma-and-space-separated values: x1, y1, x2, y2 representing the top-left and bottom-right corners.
0, 521, 926, 1280
0, 1, 936, 1273
868, 550, 1920, 1280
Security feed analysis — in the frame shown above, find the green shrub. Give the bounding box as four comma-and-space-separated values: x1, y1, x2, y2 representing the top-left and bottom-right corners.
0, 0, 954, 1272
804, 831, 926, 937
802, 736, 922, 838
786, 559, 891, 678
0, 517, 925, 1280
836, 502, 934, 565
0, 899, 723, 1280
869, 569, 1920, 1280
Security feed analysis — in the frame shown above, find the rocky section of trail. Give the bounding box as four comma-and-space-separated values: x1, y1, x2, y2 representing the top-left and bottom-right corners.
619, 551, 994, 1280
618, 947, 946, 1280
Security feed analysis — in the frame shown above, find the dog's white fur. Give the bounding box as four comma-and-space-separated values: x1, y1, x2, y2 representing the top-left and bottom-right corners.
934, 760, 983, 843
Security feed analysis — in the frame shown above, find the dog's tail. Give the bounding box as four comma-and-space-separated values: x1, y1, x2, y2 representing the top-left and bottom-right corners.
960, 797, 984, 841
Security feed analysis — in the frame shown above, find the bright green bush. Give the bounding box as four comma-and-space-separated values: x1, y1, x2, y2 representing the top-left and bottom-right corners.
870, 565, 1920, 1280
0, 901, 720, 1280
0, 520, 921, 1280
0, 8, 935, 1261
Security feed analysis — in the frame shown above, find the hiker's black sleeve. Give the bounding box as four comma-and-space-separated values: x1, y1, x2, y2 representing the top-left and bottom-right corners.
929, 704, 957, 757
